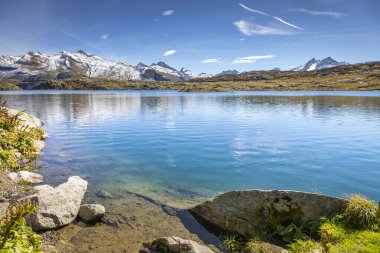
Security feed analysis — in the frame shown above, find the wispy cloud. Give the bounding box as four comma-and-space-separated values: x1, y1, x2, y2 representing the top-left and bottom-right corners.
291, 8, 345, 18
163, 10, 175, 16
202, 58, 221, 63
239, 3, 304, 30
163, 50, 176, 56
100, 34, 109, 40
234, 20, 295, 36
233, 55, 275, 64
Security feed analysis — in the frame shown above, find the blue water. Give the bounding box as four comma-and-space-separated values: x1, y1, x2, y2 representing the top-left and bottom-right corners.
2, 90, 380, 206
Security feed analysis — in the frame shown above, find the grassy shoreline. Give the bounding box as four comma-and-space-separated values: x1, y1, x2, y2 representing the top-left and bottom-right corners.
1, 62, 379, 92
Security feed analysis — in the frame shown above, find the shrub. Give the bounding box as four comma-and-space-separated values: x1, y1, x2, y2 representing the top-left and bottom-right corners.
0, 201, 42, 252
244, 239, 272, 253
288, 239, 323, 253
343, 195, 378, 230
275, 223, 307, 243
222, 234, 243, 251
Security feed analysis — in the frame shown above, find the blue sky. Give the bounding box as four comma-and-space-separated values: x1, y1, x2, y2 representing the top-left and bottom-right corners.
0, 0, 379, 74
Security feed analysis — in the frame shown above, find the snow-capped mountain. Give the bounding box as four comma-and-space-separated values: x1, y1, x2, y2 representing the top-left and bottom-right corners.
291, 57, 348, 71
215, 70, 240, 77
149, 62, 201, 81
0, 51, 211, 83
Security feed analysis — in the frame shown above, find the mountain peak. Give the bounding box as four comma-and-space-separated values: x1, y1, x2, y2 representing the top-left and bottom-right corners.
216, 70, 240, 77
76, 50, 93, 57
292, 57, 348, 71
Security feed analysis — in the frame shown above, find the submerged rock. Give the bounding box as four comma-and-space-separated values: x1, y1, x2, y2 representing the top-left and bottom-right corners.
78, 204, 106, 222
153, 236, 214, 253
26, 176, 88, 231
190, 190, 347, 238
96, 190, 114, 199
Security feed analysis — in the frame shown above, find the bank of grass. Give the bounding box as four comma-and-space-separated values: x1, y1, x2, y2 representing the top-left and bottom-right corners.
0, 80, 20, 91
0, 99, 45, 252
222, 195, 380, 253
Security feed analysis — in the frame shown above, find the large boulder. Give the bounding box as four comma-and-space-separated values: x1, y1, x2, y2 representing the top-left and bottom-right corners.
190, 190, 347, 238
153, 236, 214, 253
78, 204, 105, 222
26, 176, 88, 231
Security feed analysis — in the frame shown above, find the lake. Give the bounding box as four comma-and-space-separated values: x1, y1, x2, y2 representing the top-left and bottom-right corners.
2, 90, 380, 207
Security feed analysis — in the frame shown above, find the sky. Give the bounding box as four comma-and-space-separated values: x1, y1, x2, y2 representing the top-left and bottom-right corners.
0, 0, 379, 74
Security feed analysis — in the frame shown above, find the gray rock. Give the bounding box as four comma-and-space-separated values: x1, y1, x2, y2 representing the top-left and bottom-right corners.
5, 108, 44, 129
33, 140, 46, 153
0, 202, 9, 218
26, 176, 88, 231
78, 204, 105, 222
19, 171, 44, 183
190, 190, 347, 238
153, 236, 214, 253
8, 172, 20, 182
7, 171, 43, 184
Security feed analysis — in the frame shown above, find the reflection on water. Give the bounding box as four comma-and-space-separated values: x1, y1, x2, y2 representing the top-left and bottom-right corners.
2, 90, 380, 206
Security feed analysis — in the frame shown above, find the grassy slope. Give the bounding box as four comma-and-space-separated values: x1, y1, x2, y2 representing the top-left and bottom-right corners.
0, 80, 21, 91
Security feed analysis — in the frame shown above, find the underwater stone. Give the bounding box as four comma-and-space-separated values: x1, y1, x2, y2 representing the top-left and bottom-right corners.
153, 236, 214, 253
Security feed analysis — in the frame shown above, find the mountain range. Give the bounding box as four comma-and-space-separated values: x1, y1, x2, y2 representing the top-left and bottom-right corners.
0, 51, 350, 84
291, 57, 348, 71
0, 50, 212, 84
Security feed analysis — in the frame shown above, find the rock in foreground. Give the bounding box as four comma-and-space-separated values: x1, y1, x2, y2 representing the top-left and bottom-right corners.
78, 204, 105, 222
27, 176, 88, 230
190, 190, 347, 238
153, 236, 214, 253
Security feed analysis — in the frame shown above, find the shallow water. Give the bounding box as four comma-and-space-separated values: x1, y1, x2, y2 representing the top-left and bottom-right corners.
2, 90, 380, 207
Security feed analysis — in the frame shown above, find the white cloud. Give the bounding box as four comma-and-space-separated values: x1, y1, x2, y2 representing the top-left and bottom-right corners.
239, 3, 304, 30
240, 38, 245, 41
234, 20, 294, 36
163, 50, 176, 56
163, 10, 175, 16
154, 18, 159, 22
100, 34, 109, 40
233, 55, 275, 64
291, 8, 345, 18
233, 59, 256, 64
202, 58, 221, 63
238, 55, 275, 60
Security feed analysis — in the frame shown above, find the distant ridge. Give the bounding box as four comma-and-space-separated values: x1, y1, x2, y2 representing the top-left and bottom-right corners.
291, 57, 348, 71
215, 70, 240, 77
